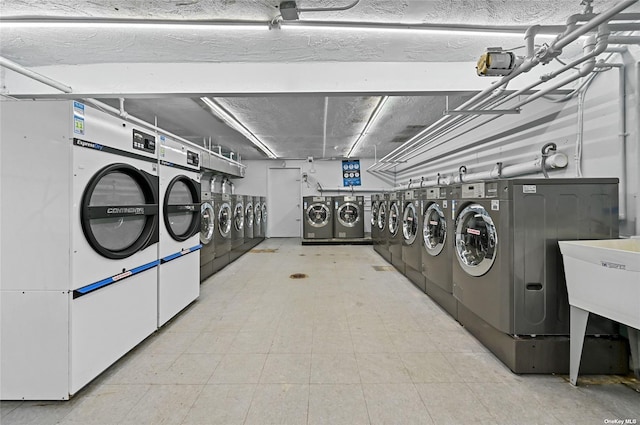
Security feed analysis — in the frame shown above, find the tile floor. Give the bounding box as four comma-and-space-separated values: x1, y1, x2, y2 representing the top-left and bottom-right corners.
2, 238, 639, 425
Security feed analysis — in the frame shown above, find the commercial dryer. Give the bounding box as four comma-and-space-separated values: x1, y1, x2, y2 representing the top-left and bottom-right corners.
229, 194, 245, 262
333, 195, 365, 239
303, 196, 333, 239
376, 193, 391, 262
211, 193, 232, 273
401, 190, 426, 292
200, 190, 216, 282
253, 196, 263, 242
260, 196, 267, 238
452, 179, 625, 373
388, 192, 404, 273
421, 185, 457, 319
242, 195, 255, 251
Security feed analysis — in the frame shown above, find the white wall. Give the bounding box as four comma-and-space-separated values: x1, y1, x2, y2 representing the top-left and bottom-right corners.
232, 157, 394, 234
390, 52, 639, 237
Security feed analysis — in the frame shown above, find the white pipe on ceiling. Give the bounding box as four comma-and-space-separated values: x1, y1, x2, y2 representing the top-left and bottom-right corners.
0, 55, 72, 93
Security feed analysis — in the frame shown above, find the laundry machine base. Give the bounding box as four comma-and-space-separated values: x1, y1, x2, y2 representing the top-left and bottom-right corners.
375, 246, 392, 263
405, 265, 426, 293
458, 304, 629, 374
390, 253, 405, 275
425, 280, 458, 320
211, 253, 230, 274
200, 261, 214, 282
229, 247, 245, 263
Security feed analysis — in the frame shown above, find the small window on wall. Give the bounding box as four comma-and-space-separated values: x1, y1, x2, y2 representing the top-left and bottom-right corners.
342, 159, 361, 187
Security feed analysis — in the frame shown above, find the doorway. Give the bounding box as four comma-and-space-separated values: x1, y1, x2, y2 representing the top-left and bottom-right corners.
267, 167, 301, 237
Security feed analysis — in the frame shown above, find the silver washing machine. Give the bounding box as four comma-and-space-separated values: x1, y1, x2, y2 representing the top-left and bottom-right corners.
211, 193, 232, 273
452, 179, 625, 374
229, 194, 245, 262
376, 193, 391, 262
199, 190, 216, 282
371, 194, 381, 253
333, 196, 364, 239
260, 196, 267, 238
421, 185, 457, 319
303, 196, 333, 239
242, 195, 256, 251
401, 190, 425, 292
253, 196, 264, 242
388, 191, 404, 273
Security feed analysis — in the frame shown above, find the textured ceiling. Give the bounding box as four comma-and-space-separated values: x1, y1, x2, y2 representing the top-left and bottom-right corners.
2, 0, 637, 160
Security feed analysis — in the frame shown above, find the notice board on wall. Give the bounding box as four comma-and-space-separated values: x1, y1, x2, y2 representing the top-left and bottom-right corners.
342, 159, 361, 187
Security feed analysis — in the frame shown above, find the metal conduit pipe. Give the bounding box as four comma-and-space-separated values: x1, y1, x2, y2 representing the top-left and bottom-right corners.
0, 55, 73, 93
609, 36, 640, 44
372, 0, 637, 172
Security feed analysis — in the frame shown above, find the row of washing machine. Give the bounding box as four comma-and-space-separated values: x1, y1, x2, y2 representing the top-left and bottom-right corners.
372, 178, 628, 374
199, 191, 267, 281
302, 196, 365, 240
1, 100, 205, 400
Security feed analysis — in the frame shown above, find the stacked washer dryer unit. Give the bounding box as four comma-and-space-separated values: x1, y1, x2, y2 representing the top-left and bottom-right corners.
303, 196, 334, 239
200, 184, 216, 282
452, 179, 626, 373
422, 185, 458, 319
333, 195, 365, 238
211, 193, 232, 273
157, 136, 201, 327
388, 191, 404, 273
401, 189, 426, 292
1, 101, 160, 399
229, 194, 245, 262
376, 193, 391, 262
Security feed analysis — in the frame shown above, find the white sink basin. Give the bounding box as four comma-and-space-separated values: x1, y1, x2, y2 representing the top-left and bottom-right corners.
559, 238, 640, 385
559, 238, 640, 329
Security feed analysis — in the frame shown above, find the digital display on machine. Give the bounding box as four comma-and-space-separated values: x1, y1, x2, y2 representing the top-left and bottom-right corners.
187, 150, 199, 167
132, 129, 156, 154
342, 159, 361, 187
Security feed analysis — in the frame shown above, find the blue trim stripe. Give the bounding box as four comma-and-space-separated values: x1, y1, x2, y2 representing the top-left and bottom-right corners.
160, 244, 203, 264
73, 259, 160, 298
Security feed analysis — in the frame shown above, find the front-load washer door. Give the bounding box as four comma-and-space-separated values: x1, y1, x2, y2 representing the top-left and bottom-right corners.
200, 202, 215, 245
371, 201, 379, 227
164, 176, 201, 242
402, 202, 418, 244
254, 203, 262, 225
377, 202, 387, 231
455, 203, 497, 277
81, 163, 159, 259
423, 203, 446, 256
218, 202, 232, 238
233, 202, 244, 231
245, 203, 254, 230
337, 202, 360, 228
262, 204, 268, 226
388, 201, 400, 236
307, 203, 331, 228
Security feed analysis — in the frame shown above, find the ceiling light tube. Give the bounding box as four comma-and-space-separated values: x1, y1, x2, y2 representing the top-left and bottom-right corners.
0, 17, 269, 30
346, 96, 388, 158
201, 97, 278, 159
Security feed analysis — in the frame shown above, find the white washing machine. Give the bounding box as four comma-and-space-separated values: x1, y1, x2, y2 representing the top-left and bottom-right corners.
1, 100, 160, 399
158, 136, 201, 327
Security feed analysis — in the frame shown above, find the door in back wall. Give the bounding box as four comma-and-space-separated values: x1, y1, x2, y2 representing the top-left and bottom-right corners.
267, 167, 301, 237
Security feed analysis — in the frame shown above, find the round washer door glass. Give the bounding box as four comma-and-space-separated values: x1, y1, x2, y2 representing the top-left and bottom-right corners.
245, 203, 254, 229
218, 202, 232, 237
254, 203, 262, 225
377, 202, 387, 231
337, 202, 360, 227
262, 204, 267, 224
402, 202, 418, 244
200, 202, 215, 244
388, 201, 400, 236
423, 203, 446, 256
455, 203, 497, 277
371, 201, 379, 227
307, 203, 331, 227
81, 163, 159, 259
233, 203, 244, 231
164, 176, 200, 242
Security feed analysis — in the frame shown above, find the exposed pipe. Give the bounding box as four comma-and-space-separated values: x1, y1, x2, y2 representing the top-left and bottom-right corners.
210, 175, 219, 193
608, 36, 640, 44
318, 187, 391, 194
118, 98, 129, 119
0, 55, 72, 93
298, 0, 360, 13
541, 142, 558, 178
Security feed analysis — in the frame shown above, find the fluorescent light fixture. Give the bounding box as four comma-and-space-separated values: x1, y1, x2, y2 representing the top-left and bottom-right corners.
0, 18, 268, 30
201, 97, 278, 159
346, 96, 388, 158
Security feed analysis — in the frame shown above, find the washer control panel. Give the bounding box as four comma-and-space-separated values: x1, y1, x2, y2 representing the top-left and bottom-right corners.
133, 129, 156, 154
461, 182, 485, 198
187, 150, 200, 167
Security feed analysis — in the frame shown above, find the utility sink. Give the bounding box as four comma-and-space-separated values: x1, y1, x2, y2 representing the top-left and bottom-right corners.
559, 238, 640, 385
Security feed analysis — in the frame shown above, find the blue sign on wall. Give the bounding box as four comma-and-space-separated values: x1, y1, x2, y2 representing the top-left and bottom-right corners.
342, 159, 361, 187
